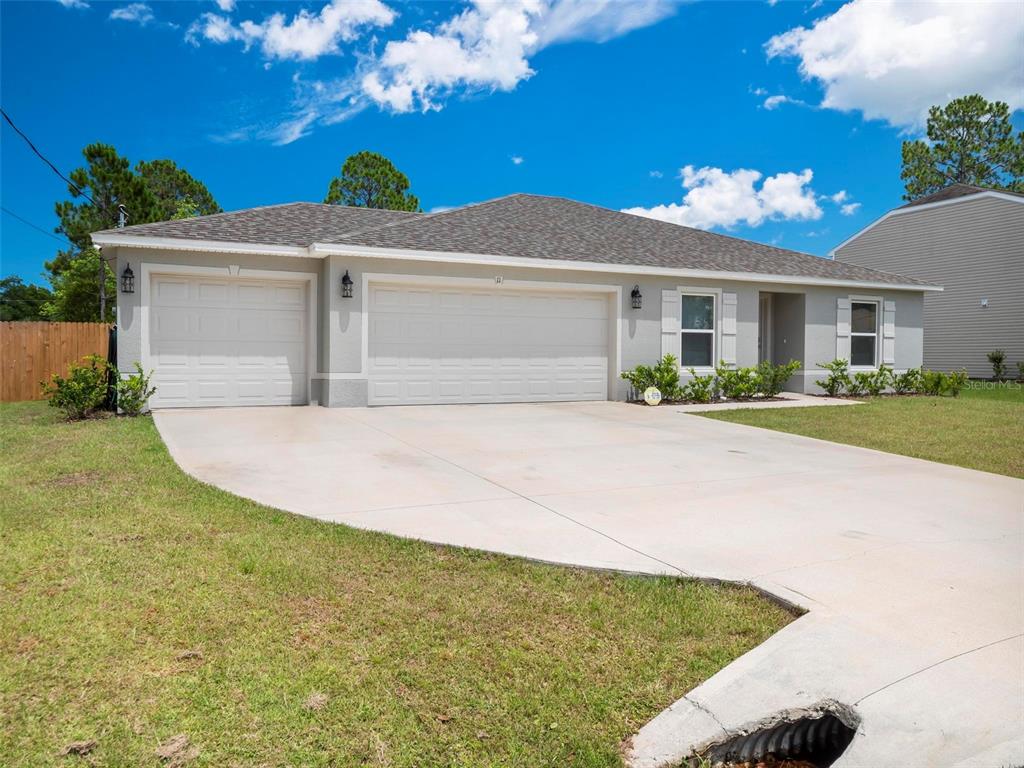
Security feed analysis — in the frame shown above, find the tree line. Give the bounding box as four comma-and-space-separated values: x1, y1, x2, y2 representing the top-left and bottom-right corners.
3, 95, 1022, 322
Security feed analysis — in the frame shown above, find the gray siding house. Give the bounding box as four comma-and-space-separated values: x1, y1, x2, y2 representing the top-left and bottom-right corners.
833, 185, 1024, 378
92, 194, 937, 408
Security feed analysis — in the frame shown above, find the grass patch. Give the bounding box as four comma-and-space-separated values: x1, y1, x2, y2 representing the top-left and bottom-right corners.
702, 384, 1024, 478
0, 402, 791, 767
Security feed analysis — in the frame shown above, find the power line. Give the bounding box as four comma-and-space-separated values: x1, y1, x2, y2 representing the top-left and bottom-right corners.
1, 206, 74, 248
1, 107, 96, 206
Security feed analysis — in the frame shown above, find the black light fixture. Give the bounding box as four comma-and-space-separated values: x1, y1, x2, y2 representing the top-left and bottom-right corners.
121, 263, 135, 294
341, 269, 354, 298
630, 284, 642, 310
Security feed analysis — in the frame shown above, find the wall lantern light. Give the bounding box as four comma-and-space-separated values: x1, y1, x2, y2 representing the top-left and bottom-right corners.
121, 263, 135, 294
341, 270, 354, 299
630, 284, 642, 310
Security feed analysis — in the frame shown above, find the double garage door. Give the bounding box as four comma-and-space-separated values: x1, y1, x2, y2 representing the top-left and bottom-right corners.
368, 283, 610, 405
148, 274, 308, 408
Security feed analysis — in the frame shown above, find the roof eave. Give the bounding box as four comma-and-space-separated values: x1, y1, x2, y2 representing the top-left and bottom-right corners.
91, 232, 311, 257
311, 242, 943, 292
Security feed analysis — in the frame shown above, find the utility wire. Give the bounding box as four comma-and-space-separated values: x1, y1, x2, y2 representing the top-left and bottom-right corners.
1, 108, 96, 206
1, 206, 74, 248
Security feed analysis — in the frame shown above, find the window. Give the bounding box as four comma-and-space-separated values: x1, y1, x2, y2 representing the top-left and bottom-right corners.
680, 293, 715, 367
850, 301, 878, 367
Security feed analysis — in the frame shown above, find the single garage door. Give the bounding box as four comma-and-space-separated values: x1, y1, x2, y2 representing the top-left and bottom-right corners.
368, 282, 609, 405
148, 274, 308, 408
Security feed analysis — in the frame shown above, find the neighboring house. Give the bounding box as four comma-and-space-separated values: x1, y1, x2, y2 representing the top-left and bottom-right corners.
832, 184, 1024, 378
92, 194, 937, 408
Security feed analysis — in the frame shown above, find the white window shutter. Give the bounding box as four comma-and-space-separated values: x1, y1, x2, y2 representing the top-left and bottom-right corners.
661, 289, 679, 359
836, 297, 851, 361
882, 300, 896, 364
720, 292, 737, 365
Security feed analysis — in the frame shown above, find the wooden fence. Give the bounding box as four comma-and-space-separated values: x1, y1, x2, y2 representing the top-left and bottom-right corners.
1, 322, 111, 402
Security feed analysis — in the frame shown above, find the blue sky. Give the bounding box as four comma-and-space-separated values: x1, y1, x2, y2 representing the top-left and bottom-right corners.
2, 0, 1021, 285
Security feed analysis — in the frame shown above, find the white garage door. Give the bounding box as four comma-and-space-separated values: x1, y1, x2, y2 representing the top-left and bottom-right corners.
148, 274, 308, 408
368, 283, 609, 405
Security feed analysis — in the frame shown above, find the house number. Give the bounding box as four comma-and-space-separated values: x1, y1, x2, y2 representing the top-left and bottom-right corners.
495, 276, 503, 284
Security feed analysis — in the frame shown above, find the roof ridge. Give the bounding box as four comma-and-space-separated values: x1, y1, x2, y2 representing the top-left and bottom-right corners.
93, 201, 310, 235
327, 193, 526, 240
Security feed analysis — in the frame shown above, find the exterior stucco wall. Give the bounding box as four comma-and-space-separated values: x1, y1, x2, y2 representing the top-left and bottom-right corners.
112, 246, 925, 408
834, 196, 1023, 377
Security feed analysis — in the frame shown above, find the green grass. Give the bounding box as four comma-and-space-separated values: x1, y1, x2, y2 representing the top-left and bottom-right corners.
702, 383, 1024, 478
0, 402, 791, 768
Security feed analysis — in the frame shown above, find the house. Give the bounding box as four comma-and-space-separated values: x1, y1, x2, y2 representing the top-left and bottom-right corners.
92, 194, 938, 408
832, 184, 1023, 378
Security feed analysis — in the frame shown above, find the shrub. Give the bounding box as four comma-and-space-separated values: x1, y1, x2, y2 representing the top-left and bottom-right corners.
681, 369, 716, 403
42, 354, 110, 420
1018, 361, 1024, 382
847, 371, 870, 397
863, 364, 892, 397
116, 363, 156, 416
620, 354, 682, 400
754, 359, 801, 398
815, 359, 850, 397
920, 369, 946, 396
892, 368, 921, 395
987, 349, 1007, 381
946, 368, 968, 397
715, 361, 759, 400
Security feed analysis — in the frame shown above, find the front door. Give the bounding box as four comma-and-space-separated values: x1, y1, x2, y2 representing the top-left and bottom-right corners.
758, 294, 772, 363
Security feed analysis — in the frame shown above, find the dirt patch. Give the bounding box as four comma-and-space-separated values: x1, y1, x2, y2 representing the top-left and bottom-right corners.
52, 471, 101, 487
155, 734, 198, 766
60, 739, 97, 757
303, 692, 328, 711
174, 649, 203, 662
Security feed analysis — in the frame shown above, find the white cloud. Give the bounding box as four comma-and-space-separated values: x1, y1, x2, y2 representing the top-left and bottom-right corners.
511, 155, 524, 165
762, 94, 789, 110
840, 202, 861, 216
829, 190, 848, 204
649, 170, 663, 178
621, 165, 823, 230
188, 0, 396, 61
110, 3, 153, 25
766, 0, 1024, 128
214, 0, 235, 11
57, 0, 89, 9
197, 0, 675, 143
361, 0, 674, 113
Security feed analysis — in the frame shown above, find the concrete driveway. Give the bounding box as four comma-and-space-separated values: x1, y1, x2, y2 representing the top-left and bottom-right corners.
154, 401, 1024, 767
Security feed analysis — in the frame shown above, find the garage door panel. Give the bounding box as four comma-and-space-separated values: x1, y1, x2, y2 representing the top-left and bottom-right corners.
368, 283, 609, 405
148, 274, 308, 408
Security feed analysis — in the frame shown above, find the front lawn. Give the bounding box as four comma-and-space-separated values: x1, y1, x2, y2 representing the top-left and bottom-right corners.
701, 384, 1024, 478
0, 402, 791, 768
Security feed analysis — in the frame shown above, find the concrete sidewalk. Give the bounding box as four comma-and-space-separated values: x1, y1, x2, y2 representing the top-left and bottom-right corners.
154, 401, 1024, 767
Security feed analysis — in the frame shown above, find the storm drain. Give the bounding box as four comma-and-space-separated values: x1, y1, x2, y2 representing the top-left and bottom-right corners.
691, 706, 857, 768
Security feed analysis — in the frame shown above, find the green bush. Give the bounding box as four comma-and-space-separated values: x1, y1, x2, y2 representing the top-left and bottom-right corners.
754, 359, 800, 398
863, 364, 893, 397
620, 354, 682, 400
42, 354, 110, 420
715, 361, 759, 400
847, 371, 870, 397
815, 359, 850, 397
946, 368, 968, 397
987, 349, 1007, 381
681, 369, 716, 403
892, 368, 921, 395
116, 363, 156, 416
920, 369, 946, 396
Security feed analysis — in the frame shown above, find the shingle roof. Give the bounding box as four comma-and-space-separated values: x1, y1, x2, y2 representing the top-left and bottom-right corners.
95, 194, 932, 287
899, 183, 1024, 208
340, 194, 931, 286
93, 202, 421, 247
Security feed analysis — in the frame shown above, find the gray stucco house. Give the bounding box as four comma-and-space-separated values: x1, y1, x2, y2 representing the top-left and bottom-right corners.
833, 184, 1023, 378
92, 194, 937, 408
